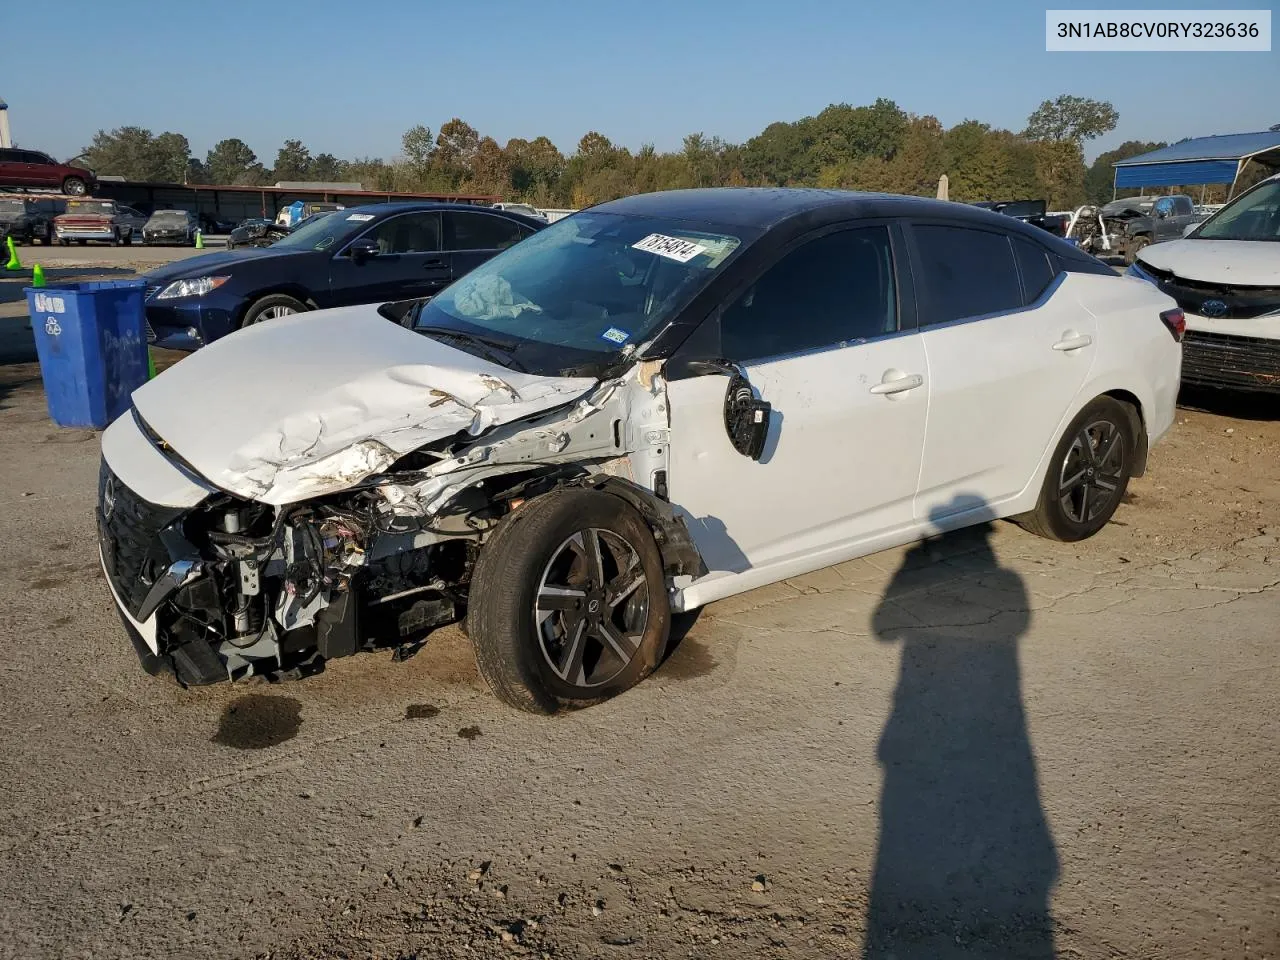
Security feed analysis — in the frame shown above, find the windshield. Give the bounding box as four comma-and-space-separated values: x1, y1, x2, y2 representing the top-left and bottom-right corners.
148, 210, 190, 223
66, 200, 115, 215
1194, 180, 1280, 242
414, 211, 748, 377
0, 200, 25, 215
269, 209, 354, 250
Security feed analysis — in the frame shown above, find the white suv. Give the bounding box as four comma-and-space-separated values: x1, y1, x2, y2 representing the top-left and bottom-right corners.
1129, 173, 1280, 394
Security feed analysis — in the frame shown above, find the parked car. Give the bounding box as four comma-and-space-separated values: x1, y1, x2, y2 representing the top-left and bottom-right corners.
97, 188, 1182, 708
276, 200, 344, 228
1096, 195, 1204, 264
0, 196, 66, 244
140, 202, 544, 349
971, 199, 1069, 238
226, 210, 338, 250
0, 148, 96, 195
141, 209, 199, 246
54, 199, 147, 245
226, 217, 279, 250
1128, 173, 1280, 394
491, 201, 548, 222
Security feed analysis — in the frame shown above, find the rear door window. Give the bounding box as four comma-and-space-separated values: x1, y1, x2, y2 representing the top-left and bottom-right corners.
720, 225, 898, 363
366, 212, 441, 254
911, 224, 1023, 326
444, 212, 525, 251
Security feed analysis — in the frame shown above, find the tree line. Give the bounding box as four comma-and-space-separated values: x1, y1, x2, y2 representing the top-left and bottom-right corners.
79, 94, 1196, 209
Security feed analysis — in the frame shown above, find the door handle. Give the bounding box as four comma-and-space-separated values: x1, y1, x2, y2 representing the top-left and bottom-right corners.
423, 258, 445, 268
1052, 334, 1093, 352
869, 372, 924, 395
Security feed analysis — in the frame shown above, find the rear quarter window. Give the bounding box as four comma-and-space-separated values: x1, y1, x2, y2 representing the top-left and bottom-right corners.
1012, 237, 1057, 304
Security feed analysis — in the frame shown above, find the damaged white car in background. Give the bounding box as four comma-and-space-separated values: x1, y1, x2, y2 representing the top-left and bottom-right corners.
98, 189, 1182, 712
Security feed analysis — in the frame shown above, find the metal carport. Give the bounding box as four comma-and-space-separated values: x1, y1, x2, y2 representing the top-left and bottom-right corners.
1112, 131, 1280, 196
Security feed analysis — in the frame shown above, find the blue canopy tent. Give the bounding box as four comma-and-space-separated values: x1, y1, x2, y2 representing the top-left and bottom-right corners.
1112, 131, 1280, 197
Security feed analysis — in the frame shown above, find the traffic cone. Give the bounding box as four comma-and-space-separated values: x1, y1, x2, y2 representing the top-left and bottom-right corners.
194, 230, 204, 250
31, 263, 46, 287
4, 235, 20, 270
147, 349, 157, 380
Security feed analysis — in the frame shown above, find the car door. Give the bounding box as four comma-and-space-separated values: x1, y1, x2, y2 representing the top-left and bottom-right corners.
443, 210, 533, 281
328, 211, 450, 306
26, 152, 61, 189
909, 223, 1097, 519
666, 223, 928, 580
0, 149, 30, 186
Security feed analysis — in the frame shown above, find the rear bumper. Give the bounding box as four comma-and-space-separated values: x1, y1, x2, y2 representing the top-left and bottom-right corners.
1181, 330, 1280, 394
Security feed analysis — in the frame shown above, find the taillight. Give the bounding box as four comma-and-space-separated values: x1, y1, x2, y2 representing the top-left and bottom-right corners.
1160, 308, 1186, 342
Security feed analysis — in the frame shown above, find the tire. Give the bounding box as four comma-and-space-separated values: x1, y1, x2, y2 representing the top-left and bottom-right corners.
42, 226, 53, 245
468, 488, 671, 714
1124, 235, 1150, 266
122, 229, 133, 246
1017, 396, 1136, 542
62, 177, 87, 196
240, 293, 307, 327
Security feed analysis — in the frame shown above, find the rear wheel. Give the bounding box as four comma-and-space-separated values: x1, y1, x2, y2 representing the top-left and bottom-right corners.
61, 177, 87, 196
1017, 396, 1135, 542
240, 293, 307, 327
468, 488, 671, 714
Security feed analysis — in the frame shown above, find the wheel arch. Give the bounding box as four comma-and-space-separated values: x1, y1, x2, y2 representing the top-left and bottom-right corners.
434, 465, 709, 582
235, 286, 316, 326
1101, 388, 1149, 477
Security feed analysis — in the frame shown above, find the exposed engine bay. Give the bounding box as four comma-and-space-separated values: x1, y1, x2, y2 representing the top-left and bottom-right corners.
97, 353, 714, 686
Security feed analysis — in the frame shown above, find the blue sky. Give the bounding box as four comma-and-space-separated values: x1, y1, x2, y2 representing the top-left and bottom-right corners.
4, 0, 1276, 166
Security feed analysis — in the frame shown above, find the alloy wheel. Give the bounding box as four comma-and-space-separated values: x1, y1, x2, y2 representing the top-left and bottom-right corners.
1058, 419, 1126, 524
534, 528, 649, 688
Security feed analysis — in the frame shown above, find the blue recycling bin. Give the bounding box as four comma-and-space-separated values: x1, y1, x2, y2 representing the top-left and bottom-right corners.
25, 280, 149, 429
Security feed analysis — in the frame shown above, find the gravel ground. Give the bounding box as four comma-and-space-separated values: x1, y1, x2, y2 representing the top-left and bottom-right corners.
0, 358, 1277, 959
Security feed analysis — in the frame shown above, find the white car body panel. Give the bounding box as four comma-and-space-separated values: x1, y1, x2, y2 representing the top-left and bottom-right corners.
916, 275, 1098, 517
101, 407, 217, 508
666, 335, 928, 586
1137, 239, 1280, 340
126, 305, 596, 505
671, 272, 1180, 613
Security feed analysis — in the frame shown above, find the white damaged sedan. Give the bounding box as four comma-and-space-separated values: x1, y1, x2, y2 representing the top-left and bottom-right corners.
98, 189, 1183, 711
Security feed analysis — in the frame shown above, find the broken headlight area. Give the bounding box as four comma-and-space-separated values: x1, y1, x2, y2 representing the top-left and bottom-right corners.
99, 464, 497, 686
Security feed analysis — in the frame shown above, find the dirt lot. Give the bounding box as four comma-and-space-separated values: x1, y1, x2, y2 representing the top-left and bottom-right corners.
0, 343, 1277, 957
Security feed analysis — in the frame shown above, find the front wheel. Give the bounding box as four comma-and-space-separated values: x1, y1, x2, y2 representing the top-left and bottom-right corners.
1017, 396, 1135, 542
62, 177, 87, 196
240, 293, 307, 327
1124, 235, 1150, 266
468, 488, 671, 714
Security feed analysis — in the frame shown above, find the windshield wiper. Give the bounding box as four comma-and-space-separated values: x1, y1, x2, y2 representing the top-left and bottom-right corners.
416, 325, 527, 372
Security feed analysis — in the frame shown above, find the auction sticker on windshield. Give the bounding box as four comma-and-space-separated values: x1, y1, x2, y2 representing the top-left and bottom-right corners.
599, 326, 631, 345
632, 233, 708, 262
346, 214, 375, 222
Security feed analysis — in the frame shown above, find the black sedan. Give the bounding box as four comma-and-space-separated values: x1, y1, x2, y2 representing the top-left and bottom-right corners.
141, 202, 545, 350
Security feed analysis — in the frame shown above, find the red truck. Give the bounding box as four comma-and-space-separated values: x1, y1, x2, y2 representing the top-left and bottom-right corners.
0, 148, 96, 196
53, 199, 148, 245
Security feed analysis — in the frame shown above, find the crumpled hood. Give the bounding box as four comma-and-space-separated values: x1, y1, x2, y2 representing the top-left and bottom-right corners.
1138, 240, 1280, 287
130, 304, 597, 504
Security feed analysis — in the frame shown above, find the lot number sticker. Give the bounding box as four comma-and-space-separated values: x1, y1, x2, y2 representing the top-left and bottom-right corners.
599, 326, 631, 345
346, 214, 375, 222
632, 233, 707, 263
